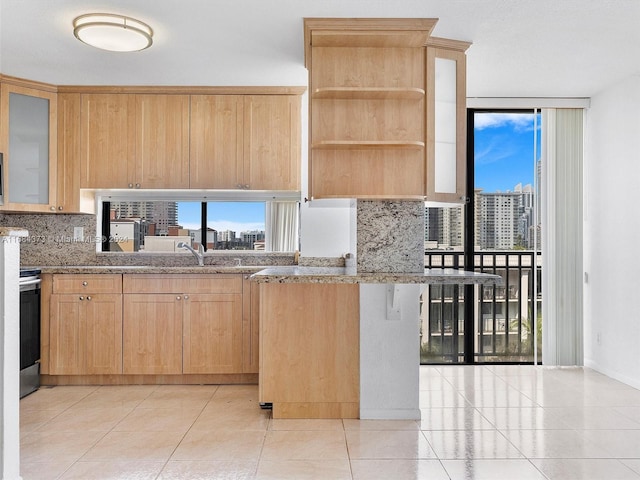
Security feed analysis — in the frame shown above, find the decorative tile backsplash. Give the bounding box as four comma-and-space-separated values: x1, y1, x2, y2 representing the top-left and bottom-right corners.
0, 213, 100, 266
356, 200, 425, 273
0, 213, 296, 267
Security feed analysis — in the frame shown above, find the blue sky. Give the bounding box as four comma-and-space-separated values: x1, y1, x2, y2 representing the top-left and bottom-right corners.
474, 112, 540, 192
177, 201, 265, 232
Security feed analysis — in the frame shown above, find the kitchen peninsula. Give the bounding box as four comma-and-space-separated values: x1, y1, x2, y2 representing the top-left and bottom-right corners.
252, 266, 500, 420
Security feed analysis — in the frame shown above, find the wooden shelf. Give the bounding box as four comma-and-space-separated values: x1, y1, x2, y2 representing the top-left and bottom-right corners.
313, 87, 425, 100
312, 140, 425, 150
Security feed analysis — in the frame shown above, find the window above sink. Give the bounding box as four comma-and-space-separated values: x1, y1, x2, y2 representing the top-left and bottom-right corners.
96, 191, 300, 254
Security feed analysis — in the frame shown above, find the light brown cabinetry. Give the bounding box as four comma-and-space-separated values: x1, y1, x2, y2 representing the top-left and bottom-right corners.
304, 18, 469, 201
123, 293, 183, 374
259, 282, 360, 418
183, 293, 243, 374
242, 275, 260, 373
42, 272, 257, 384
80, 94, 134, 189
135, 94, 190, 188
57, 93, 90, 213
243, 95, 300, 190
0, 79, 58, 212
80, 93, 189, 189
122, 274, 243, 375
190, 95, 243, 189
190, 94, 300, 190
49, 274, 123, 375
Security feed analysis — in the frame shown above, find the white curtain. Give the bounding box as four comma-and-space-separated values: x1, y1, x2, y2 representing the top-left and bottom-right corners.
541, 108, 584, 365
265, 201, 299, 252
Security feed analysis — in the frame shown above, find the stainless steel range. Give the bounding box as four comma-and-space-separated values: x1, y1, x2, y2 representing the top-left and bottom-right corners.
20, 268, 41, 398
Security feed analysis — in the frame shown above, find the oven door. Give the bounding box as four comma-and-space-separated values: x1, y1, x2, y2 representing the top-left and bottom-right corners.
20, 274, 41, 398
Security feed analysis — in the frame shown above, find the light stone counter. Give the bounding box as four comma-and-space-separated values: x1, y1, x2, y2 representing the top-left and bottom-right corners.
35, 265, 266, 275
251, 266, 502, 285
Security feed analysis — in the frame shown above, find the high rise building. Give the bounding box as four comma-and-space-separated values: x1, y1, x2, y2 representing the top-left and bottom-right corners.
110, 201, 178, 235
426, 184, 535, 251
476, 184, 534, 250
424, 206, 464, 249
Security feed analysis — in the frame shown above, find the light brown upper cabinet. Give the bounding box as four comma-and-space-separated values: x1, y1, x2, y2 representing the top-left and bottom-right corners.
304, 18, 470, 201
57, 93, 94, 213
135, 94, 190, 188
80, 93, 189, 189
80, 94, 134, 189
190, 94, 301, 191
0, 79, 58, 212
243, 95, 300, 190
190, 95, 244, 189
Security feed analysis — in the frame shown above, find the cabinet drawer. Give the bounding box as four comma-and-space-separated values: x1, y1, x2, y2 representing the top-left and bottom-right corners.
123, 274, 242, 294
53, 274, 122, 294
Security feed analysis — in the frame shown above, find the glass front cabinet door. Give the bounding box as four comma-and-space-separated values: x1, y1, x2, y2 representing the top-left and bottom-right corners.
0, 82, 57, 212
426, 42, 468, 205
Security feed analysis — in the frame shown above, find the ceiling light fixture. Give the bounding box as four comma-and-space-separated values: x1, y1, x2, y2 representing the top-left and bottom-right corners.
73, 13, 153, 52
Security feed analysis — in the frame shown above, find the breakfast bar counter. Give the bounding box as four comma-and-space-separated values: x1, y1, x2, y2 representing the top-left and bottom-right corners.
252, 266, 501, 420
251, 265, 500, 285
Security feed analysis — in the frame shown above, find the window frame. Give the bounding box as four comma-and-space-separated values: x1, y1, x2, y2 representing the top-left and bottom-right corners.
95, 190, 300, 254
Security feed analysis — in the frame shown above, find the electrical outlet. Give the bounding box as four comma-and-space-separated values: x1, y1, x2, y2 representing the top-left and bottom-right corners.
73, 226, 84, 241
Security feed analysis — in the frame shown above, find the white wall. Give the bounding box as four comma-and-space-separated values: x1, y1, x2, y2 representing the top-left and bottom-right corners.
298, 91, 356, 258
300, 201, 355, 257
584, 75, 640, 388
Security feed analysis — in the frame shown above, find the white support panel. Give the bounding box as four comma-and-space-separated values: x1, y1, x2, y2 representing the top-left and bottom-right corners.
360, 283, 421, 420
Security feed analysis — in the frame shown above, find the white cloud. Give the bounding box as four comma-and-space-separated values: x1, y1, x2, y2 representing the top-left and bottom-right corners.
474, 113, 538, 132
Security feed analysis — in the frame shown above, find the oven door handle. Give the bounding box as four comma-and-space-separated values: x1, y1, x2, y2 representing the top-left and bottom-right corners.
19, 278, 41, 287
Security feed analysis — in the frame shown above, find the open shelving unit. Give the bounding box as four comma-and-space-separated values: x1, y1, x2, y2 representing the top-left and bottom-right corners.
304, 18, 471, 201
305, 18, 435, 199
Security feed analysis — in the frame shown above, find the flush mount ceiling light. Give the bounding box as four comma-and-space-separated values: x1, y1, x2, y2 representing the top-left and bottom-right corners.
73, 13, 153, 52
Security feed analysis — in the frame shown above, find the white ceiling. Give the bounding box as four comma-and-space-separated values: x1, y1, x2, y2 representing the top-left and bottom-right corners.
1, 0, 639, 98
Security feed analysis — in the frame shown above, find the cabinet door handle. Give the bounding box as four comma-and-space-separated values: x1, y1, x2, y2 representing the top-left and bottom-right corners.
244, 184, 250, 189
184, 295, 189, 300
86, 296, 92, 301
50, 206, 56, 211
79, 296, 84, 301
58, 206, 63, 211
82, 281, 88, 286
176, 296, 181, 300
135, 183, 141, 189
128, 183, 134, 188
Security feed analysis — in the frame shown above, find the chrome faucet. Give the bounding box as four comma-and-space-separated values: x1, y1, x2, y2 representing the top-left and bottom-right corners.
177, 242, 205, 266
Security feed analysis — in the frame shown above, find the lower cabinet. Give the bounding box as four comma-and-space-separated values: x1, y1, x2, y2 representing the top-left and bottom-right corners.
122, 274, 244, 375
122, 293, 183, 375
183, 293, 243, 374
49, 283, 123, 375
44, 272, 252, 380
259, 282, 360, 419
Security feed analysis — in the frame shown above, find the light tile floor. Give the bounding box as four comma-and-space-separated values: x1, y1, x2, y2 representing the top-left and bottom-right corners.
19, 366, 640, 479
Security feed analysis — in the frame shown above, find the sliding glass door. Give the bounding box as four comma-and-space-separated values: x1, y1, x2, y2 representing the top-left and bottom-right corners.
420, 109, 542, 364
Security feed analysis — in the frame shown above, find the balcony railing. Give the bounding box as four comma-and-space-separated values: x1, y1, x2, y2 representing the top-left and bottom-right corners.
422, 250, 542, 364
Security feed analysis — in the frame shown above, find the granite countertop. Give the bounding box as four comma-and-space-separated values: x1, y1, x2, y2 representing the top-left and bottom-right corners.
35, 265, 266, 275
33, 265, 502, 285
250, 266, 502, 285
